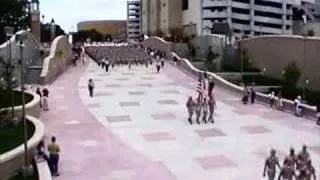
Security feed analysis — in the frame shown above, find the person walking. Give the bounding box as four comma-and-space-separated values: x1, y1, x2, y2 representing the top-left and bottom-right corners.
105, 59, 110, 72
48, 136, 60, 176
208, 96, 216, 124
277, 92, 284, 111
156, 60, 161, 73
88, 79, 95, 97
160, 57, 165, 68
36, 87, 42, 108
269, 91, 276, 108
202, 98, 208, 123
195, 99, 202, 124
250, 84, 256, 104
186, 96, 195, 124
42, 87, 49, 111
294, 96, 303, 117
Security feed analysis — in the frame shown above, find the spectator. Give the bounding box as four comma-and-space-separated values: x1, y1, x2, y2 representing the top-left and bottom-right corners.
269, 91, 276, 108
250, 83, 256, 104
48, 136, 60, 176
88, 79, 95, 97
316, 103, 320, 125
277, 92, 284, 111
36, 87, 42, 108
42, 87, 49, 111
294, 96, 303, 117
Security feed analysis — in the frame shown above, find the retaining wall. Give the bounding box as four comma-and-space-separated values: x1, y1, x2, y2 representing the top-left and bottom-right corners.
0, 115, 45, 179
40, 36, 72, 84
141, 36, 317, 119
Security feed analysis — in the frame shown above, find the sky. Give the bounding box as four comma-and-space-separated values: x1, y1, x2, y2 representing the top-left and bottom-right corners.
40, 0, 128, 32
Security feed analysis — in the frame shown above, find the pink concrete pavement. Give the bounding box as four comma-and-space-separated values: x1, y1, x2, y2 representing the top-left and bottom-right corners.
40, 64, 176, 180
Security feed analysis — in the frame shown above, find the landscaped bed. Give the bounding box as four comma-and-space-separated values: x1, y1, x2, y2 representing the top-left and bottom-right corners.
0, 89, 34, 108
9, 173, 36, 180
0, 121, 35, 154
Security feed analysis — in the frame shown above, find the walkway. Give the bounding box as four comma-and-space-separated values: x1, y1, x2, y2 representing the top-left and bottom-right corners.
41, 60, 320, 180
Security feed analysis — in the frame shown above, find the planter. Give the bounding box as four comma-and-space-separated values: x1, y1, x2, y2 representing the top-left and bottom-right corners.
0, 115, 45, 180
0, 90, 41, 120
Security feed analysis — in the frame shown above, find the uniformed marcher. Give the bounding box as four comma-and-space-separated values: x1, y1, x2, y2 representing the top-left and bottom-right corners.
195, 99, 202, 124
208, 96, 215, 123
202, 98, 208, 123
186, 96, 195, 124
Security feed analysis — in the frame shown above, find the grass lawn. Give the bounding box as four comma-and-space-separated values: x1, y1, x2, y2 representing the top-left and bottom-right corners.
10, 174, 36, 180
0, 121, 35, 154
0, 89, 34, 109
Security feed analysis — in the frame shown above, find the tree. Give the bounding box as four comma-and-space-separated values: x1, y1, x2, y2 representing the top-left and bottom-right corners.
72, 29, 103, 42
41, 23, 66, 42
0, 0, 30, 43
282, 61, 301, 88
0, 56, 16, 123
307, 29, 315, 37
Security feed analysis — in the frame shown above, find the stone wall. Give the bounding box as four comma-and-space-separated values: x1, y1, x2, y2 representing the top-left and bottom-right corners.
0, 30, 43, 85
0, 115, 45, 179
239, 35, 320, 90
40, 35, 72, 84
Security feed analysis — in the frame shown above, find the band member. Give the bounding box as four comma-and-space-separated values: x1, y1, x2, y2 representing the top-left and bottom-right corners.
208, 96, 215, 124
263, 149, 281, 180
202, 98, 208, 123
283, 148, 297, 169
186, 96, 195, 124
156, 60, 161, 73
304, 160, 316, 180
297, 145, 310, 171
278, 164, 296, 180
195, 99, 202, 124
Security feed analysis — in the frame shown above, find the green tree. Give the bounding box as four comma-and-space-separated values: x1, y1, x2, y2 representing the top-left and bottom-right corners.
0, 0, 30, 43
41, 23, 66, 42
282, 61, 301, 87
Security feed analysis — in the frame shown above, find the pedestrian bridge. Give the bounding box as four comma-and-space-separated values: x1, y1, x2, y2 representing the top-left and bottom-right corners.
40, 56, 320, 180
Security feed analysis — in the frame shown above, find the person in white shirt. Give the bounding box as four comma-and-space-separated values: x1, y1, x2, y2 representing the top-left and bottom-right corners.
294, 96, 302, 117
269, 91, 276, 108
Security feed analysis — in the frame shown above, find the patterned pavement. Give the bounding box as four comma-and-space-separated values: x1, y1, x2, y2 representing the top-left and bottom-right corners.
40, 59, 320, 180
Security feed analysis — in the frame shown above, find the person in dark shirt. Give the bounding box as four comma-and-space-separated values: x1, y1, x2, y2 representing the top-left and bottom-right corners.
36, 87, 42, 108
42, 87, 49, 111
316, 103, 320, 125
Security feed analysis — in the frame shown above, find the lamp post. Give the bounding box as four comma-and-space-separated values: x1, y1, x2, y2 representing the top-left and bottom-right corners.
16, 34, 33, 176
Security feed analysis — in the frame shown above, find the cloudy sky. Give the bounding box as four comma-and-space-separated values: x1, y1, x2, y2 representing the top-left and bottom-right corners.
40, 0, 128, 32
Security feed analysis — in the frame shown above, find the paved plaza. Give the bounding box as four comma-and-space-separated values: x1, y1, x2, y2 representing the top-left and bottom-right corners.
40, 60, 320, 180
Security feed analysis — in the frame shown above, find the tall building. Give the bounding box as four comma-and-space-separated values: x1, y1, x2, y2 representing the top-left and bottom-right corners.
202, 0, 317, 37
127, 0, 142, 41
30, 0, 41, 42
142, 0, 183, 35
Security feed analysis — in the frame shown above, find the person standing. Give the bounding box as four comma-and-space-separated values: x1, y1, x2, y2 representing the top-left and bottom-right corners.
160, 57, 165, 68
277, 92, 284, 111
242, 85, 249, 104
208, 78, 215, 98
88, 79, 95, 97
36, 87, 42, 108
186, 96, 195, 124
105, 59, 110, 72
269, 91, 276, 108
48, 136, 60, 176
42, 87, 49, 111
294, 96, 303, 117
316, 103, 320, 125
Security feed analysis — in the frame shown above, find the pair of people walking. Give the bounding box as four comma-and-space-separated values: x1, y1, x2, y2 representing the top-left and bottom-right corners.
36, 87, 49, 111
242, 84, 256, 104
36, 136, 61, 177
186, 96, 216, 124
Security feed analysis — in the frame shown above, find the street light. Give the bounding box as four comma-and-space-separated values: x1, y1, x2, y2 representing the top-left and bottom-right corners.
16, 34, 33, 177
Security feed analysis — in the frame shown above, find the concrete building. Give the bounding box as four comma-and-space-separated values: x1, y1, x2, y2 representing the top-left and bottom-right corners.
182, 0, 202, 36
142, 0, 183, 35
127, 0, 142, 41
77, 20, 127, 36
202, 0, 316, 37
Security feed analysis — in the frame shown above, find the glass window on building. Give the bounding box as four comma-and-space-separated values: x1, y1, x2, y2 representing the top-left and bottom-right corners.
183, 0, 188, 10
